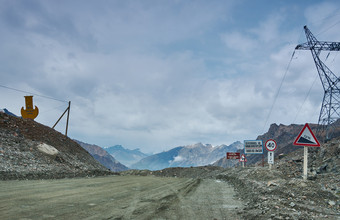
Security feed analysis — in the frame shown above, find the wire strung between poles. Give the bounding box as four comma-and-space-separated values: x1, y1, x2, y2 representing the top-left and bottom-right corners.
261, 49, 296, 134
0, 84, 68, 103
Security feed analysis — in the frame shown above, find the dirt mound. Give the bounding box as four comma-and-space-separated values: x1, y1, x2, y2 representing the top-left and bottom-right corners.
218, 166, 339, 220
0, 112, 112, 180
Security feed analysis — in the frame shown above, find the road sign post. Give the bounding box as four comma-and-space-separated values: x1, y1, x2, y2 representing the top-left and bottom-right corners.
293, 123, 320, 180
239, 154, 247, 168
226, 152, 240, 168
244, 140, 263, 154
265, 139, 277, 170
304, 146, 308, 180
226, 152, 240, 159
244, 140, 262, 167
268, 151, 274, 169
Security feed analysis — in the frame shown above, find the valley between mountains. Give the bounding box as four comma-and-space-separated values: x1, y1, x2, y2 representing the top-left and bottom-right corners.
0, 111, 339, 219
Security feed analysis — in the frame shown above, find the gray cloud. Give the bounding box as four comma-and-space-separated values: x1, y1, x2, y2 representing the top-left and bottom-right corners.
1, 0, 340, 153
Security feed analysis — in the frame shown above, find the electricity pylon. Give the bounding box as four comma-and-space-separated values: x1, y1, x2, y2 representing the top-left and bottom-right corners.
295, 25, 340, 141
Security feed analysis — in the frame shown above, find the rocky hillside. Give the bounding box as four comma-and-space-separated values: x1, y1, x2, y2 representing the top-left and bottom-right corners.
219, 136, 340, 219
75, 140, 129, 172
131, 142, 243, 170
0, 108, 17, 117
214, 122, 340, 167
105, 145, 149, 167
0, 112, 112, 180
122, 139, 340, 219
253, 122, 340, 164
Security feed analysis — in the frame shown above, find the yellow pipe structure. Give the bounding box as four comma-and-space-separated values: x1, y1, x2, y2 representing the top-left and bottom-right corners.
21, 96, 39, 119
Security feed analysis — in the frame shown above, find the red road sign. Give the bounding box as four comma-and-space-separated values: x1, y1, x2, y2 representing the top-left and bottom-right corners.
227, 152, 240, 159
293, 123, 320, 147
239, 154, 247, 162
265, 139, 277, 151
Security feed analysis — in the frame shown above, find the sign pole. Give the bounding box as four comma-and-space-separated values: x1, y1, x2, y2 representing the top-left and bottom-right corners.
303, 146, 308, 180
268, 151, 274, 170
293, 123, 320, 181
265, 139, 277, 170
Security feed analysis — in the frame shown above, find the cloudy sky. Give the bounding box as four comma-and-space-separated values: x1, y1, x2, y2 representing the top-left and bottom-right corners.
1, 0, 340, 153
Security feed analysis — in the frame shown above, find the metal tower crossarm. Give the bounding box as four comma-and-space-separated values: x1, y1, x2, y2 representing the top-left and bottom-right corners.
296, 41, 340, 51
295, 25, 340, 140
296, 26, 340, 52
296, 26, 340, 92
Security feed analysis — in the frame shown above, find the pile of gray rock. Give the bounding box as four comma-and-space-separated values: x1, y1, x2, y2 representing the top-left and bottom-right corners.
0, 112, 112, 180
218, 139, 339, 219
218, 167, 339, 219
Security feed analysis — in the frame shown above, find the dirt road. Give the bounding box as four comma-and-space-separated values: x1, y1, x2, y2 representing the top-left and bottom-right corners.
0, 175, 242, 220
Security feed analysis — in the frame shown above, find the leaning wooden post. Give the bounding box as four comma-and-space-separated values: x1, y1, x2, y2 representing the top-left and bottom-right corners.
65, 101, 71, 136
52, 107, 68, 129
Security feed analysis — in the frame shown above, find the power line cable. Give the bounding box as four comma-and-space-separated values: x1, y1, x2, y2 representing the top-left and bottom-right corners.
331, 51, 339, 63
0, 84, 68, 103
292, 74, 318, 124
261, 49, 296, 134
316, 19, 340, 37
308, 8, 340, 36
259, 29, 304, 133
40, 103, 69, 114
261, 23, 338, 133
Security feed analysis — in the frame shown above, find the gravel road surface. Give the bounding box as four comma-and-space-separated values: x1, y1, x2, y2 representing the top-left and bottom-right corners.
0, 175, 242, 220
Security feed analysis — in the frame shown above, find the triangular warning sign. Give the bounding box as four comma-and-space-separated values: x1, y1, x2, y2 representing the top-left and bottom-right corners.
293, 123, 320, 147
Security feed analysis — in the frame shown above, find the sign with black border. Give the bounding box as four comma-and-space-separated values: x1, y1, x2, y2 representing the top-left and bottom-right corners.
293, 123, 320, 147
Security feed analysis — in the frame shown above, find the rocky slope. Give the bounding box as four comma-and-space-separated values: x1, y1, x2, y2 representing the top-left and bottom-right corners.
0, 112, 112, 180
214, 122, 340, 167
0, 108, 17, 117
131, 142, 243, 170
218, 137, 340, 219
75, 140, 129, 172
123, 138, 339, 219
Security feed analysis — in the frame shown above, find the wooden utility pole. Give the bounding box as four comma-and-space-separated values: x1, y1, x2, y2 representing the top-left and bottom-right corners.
52, 101, 71, 136
65, 101, 71, 136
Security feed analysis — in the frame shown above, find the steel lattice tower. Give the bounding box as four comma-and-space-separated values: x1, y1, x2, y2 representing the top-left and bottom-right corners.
295, 26, 340, 141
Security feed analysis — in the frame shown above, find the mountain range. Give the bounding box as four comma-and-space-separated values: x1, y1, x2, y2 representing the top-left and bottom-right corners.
130, 142, 243, 170
5, 107, 338, 172
75, 140, 129, 172
105, 145, 150, 167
